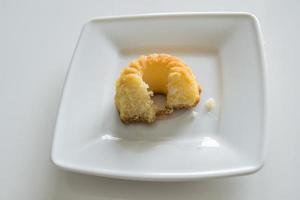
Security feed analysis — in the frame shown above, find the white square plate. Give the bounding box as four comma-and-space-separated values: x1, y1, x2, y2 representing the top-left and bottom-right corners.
51, 13, 266, 181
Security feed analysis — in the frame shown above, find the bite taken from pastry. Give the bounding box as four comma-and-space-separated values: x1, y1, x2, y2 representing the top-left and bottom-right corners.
115, 53, 202, 123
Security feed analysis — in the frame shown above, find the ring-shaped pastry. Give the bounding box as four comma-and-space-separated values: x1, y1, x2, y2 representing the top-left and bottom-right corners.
115, 54, 201, 123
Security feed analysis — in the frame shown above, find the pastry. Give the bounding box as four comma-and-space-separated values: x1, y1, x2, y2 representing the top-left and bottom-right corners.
115, 54, 201, 123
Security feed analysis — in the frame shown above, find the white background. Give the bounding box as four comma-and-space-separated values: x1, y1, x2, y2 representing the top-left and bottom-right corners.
1, 0, 299, 199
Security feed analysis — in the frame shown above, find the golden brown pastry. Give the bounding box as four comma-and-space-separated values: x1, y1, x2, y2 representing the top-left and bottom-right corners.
115, 54, 201, 123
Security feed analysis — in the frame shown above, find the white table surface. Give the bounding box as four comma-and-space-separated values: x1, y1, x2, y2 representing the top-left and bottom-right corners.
1, 0, 299, 199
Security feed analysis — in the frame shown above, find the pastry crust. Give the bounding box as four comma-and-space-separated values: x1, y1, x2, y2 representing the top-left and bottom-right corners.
115, 54, 201, 123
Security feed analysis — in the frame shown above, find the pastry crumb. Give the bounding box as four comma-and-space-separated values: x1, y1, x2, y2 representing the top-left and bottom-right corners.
205, 98, 216, 111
